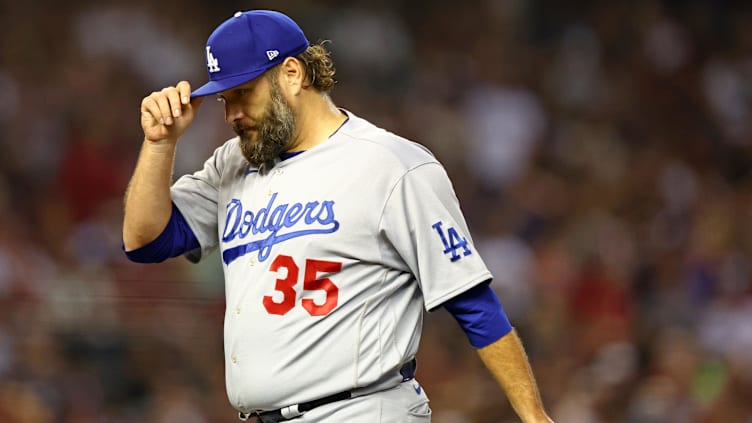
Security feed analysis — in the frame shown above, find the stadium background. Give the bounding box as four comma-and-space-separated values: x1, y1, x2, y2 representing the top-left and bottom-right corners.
0, 0, 751, 421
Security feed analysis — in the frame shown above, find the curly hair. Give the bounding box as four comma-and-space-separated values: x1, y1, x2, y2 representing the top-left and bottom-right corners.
296, 41, 337, 93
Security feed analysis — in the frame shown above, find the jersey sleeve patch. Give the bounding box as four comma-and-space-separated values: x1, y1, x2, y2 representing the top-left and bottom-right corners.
431, 221, 472, 262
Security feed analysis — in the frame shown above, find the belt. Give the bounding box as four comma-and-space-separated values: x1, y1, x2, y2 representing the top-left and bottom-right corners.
239, 358, 417, 422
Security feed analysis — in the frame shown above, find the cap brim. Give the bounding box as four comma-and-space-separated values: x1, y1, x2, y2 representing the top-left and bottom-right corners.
190, 70, 266, 98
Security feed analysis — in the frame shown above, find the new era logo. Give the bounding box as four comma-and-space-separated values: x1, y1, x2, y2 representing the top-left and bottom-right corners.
206, 46, 220, 73
266, 50, 279, 61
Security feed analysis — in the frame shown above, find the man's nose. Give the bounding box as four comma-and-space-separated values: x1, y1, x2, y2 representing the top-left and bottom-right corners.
225, 102, 244, 124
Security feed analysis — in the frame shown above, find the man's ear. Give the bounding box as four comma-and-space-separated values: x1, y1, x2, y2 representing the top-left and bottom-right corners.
279, 57, 305, 95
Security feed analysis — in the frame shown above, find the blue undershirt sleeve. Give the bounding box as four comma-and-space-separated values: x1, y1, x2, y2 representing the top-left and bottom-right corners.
124, 203, 200, 263
442, 281, 513, 349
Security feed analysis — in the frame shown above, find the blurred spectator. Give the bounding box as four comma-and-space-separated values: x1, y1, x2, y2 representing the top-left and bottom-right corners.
1, 0, 751, 421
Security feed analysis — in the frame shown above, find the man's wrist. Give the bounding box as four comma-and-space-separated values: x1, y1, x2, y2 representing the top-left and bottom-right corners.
143, 138, 178, 154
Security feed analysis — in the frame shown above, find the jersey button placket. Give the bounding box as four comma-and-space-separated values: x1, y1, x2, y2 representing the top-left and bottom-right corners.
267, 168, 283, 197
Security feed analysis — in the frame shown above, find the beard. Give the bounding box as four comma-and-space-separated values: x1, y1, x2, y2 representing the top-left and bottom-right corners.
234, 78, 296, 171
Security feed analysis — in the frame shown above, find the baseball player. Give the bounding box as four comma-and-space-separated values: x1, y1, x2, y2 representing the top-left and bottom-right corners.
123, 9, 552, 423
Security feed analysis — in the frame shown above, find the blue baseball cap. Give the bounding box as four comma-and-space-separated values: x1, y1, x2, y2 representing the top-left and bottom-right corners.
190, 10, 310, 98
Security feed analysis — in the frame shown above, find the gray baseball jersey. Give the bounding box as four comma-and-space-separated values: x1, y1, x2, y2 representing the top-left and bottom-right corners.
171, 110, 492, 413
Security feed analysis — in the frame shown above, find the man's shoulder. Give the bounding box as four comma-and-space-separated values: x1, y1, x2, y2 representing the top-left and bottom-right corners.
337, 111, 437, 170
199, 136, 253, 176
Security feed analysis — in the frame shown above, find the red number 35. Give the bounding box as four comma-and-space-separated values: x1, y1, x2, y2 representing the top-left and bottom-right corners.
263, 255, 341, 316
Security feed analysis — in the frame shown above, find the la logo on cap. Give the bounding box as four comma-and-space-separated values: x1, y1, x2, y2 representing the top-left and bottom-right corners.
206, 46, 220, 73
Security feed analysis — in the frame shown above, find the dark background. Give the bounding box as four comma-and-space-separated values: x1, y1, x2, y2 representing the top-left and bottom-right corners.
1, 0, 751, 421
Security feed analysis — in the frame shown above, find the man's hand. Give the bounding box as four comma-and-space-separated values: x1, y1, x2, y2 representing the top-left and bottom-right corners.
140, 81, 203, 143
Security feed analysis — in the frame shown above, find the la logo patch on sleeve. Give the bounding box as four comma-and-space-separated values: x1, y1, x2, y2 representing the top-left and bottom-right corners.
432, 221, 472, 262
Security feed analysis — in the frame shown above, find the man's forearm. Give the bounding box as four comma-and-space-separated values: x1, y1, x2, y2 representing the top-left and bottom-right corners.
477, 329, 553, 423
122, 140, 177, 250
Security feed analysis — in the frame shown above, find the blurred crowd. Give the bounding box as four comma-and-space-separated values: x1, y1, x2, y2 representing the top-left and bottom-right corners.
1, 0, 751, 421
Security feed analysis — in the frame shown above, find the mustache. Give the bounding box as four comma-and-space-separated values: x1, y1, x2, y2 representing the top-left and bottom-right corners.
232, 122, 257, 134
